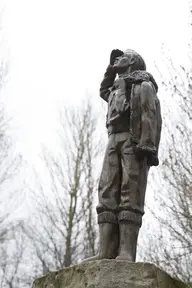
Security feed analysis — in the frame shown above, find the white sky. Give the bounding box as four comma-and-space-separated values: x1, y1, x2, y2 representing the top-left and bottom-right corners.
0, 0, 190, 162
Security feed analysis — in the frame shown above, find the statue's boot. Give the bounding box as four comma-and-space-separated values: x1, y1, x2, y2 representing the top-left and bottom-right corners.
82, 222, 119, 262
116, 222, 140, 262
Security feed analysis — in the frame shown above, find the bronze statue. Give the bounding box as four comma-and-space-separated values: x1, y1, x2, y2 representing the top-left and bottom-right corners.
85, 49, 162, 262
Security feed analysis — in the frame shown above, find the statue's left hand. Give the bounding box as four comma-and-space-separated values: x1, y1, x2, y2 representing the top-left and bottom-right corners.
147, 154, 159, 166
135, 144, 158, 165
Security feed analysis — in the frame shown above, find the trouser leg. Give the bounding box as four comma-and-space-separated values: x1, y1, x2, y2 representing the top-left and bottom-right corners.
94, 135, 120, 259
119, 150, 149, 217
116, 138, 149, 261
96, 134, 121, 215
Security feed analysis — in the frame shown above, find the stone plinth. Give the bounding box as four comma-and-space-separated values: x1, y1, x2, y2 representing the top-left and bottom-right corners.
32, 260, 188, 288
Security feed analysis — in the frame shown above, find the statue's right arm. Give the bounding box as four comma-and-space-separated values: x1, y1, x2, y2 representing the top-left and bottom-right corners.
99, 65, 116, 102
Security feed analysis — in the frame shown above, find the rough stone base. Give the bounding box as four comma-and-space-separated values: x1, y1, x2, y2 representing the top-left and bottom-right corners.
32, 259, 188, 288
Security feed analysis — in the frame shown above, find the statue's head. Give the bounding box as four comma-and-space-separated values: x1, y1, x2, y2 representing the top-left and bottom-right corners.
113, 49, 146, 74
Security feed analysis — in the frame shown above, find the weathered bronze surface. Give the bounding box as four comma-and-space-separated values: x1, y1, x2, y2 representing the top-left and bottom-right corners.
85, 49, 162, 262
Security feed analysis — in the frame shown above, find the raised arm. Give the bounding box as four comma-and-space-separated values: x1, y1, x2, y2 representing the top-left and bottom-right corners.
100, 49, 123, 102
99, 65, 116, 102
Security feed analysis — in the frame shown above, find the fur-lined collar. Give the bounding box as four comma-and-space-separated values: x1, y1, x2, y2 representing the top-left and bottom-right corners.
123, 70, 158, 92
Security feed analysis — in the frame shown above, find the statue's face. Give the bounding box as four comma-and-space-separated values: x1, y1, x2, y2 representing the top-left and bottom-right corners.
113, 53, 135, 73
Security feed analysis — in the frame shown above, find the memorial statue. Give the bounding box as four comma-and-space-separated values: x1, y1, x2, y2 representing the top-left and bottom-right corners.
85, 48, 162, 262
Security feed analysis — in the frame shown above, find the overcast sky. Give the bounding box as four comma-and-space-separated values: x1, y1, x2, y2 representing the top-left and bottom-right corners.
0, 0, 190, 162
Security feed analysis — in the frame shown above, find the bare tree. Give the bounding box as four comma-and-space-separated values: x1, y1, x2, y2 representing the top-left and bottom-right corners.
22, 100, 102, 282
0, 10, 24, 286
0, 225, 27, 288
0, 86, 23, 287
139, 42, 192, 283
